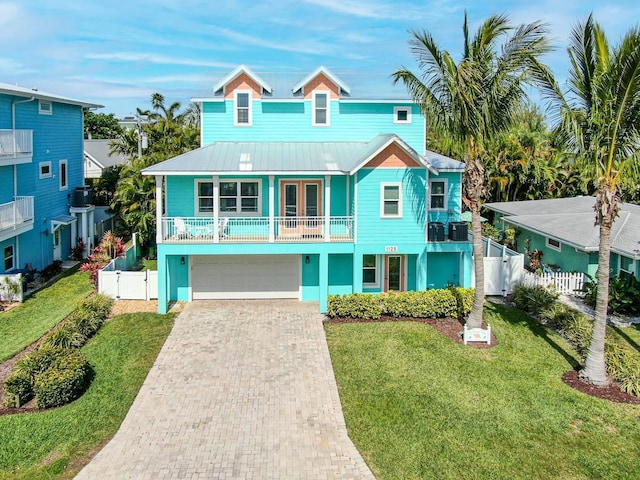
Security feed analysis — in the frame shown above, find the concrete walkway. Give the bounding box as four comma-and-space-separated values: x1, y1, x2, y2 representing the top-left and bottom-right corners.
75, 300, 375, 479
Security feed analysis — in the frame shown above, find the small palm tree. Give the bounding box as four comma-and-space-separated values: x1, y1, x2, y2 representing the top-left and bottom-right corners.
393, 12, 555, 328
554, 15, 640, 385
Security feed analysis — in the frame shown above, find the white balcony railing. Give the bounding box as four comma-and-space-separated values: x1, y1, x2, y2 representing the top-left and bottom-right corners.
161, 216, 353, 243
0, 130, 33, 160
0, 196, 35, 232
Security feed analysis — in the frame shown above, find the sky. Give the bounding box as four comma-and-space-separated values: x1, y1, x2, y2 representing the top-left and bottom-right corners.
2, 0, 639, 118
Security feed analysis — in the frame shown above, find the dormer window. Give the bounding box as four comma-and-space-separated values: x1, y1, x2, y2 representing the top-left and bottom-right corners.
313, 91, 330, 126
235, 91, 252, 126
394, 106, 412, 124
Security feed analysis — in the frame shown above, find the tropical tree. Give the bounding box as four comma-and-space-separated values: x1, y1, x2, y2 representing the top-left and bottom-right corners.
84, 111, 123, 139
393, 13, 555, 328
551, 15, 640, 386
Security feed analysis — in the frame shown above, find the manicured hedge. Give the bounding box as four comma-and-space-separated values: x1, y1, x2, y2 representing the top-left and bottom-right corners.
514, 285, 640, 397
3, 294, 113, 408
327, 288, 474, 320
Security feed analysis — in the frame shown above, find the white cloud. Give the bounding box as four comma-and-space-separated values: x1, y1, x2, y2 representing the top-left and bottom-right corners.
84, 52, 235, 69
301, 0, 429, 20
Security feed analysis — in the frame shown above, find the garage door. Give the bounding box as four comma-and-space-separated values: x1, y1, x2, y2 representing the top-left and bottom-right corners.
192, 255, 300, 300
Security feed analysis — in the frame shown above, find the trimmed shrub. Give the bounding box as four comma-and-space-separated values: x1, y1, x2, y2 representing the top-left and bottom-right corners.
70, 294, 113, 338
3, 370, 33, 408
41, 323, 86, 349
327, 293, 384, 319
512, 284, 558, 315
34, 350, 91, 409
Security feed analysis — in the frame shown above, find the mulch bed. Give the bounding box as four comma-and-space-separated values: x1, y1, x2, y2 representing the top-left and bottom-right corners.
326, 315, 640, 404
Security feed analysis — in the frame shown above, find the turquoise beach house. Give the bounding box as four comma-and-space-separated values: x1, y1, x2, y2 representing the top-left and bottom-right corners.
1, 83, 100, 275
143, 65, 473, 313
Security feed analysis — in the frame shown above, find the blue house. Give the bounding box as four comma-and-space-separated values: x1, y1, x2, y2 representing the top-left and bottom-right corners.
0, 83, 101, 275
143, 66, 473, 313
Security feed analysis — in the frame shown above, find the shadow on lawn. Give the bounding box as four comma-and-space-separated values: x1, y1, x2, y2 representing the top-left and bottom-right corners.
611, 325, 640, 354
486, 301, 581, 370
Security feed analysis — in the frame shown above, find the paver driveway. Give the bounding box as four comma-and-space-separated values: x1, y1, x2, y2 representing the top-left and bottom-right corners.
75, 300, 375, 479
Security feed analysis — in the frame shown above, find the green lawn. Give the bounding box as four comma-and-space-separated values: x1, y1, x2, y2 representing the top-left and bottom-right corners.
325, 302, 640, 480
0, 269, 94, 362
0, 312, 175, 480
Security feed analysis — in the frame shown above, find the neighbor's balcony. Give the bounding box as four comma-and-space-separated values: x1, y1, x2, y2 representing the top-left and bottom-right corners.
160, 216, 354, 244
0, 196, 35, 241
0, 130, 33, 166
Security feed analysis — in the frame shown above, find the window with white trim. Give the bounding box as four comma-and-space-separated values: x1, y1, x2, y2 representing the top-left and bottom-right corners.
234, 91, 252, 126
620, 255, 634, 274
39, 100, 52, 115
195, 180, 214, 215
39, 161, 52, 179
313, 91, 329, 126
4, 245, 14, 271
394, 106, 412, 124
59, 160, 68, 190
220, 180, 260, 215
363, 254, 379, 287
546, 237, 561, 252
429, 179, 447, 210
381, 183, 402, 218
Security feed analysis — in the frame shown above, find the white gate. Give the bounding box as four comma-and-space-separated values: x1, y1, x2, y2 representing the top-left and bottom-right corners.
482, 237, 525, 296
98, 269, 158, 300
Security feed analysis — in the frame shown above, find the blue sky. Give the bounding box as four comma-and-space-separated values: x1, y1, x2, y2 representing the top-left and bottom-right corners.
2, 0, 638, 117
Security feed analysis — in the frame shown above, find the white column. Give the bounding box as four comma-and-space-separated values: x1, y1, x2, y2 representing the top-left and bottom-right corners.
155, 175, 163, 244
324, 175, 331, 242
88, 207, 95, 250
81, 212, 88, 255
71, 214, 77, 248
269, 176, 275, 243
353, 173, 358, 243
213, 175, 220, 243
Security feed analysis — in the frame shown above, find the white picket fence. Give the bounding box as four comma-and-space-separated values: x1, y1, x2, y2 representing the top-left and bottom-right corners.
98, 268, 158, 300
522, 270, 585, 295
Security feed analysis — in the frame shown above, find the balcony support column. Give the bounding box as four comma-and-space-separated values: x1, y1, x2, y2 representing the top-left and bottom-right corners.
319, 251, 329, 312
269, 175, 275, 243
155, 176, 163, 244
324, 176, 331, 242
213, 175, 220, 243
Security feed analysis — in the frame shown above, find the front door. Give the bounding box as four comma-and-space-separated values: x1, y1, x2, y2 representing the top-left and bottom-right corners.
53, 228, 62, 261
280, 180, 322, 237
385, 255, 405, 292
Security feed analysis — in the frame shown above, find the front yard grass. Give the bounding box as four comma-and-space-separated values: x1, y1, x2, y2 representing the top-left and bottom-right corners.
0, 268, 93, 362
325, 302, 640, 480
0, 312, 175, 480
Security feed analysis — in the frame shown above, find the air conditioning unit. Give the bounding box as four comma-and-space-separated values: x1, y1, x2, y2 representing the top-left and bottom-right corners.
448, 221, 468, 241
428, 222, 445, 242
72, 186, 94, 207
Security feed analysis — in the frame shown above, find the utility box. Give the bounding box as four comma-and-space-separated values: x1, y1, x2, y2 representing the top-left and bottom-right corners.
428, 222, 445, 242
448, 221, 468, 241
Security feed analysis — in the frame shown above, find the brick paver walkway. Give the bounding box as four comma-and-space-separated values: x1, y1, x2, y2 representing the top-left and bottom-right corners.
75, 300, 375, 479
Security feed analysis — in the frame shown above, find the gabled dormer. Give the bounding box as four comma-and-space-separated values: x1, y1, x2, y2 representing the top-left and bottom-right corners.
291, 67, 350, 127
212, 65, 272, 127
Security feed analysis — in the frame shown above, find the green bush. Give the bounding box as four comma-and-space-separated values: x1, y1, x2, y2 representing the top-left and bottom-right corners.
41, 323, 86, 349
606, 342, 640, 396
34, 349, 91, 409
584, 274, 640, 315
3, 370, 33, 408
512, 284, 558, 315
327, 288, 474, 320
70, 294, 113, 338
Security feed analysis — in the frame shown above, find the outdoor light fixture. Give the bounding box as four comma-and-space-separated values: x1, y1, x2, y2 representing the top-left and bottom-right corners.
180, 256, 185, 265
305, 255, 310, 264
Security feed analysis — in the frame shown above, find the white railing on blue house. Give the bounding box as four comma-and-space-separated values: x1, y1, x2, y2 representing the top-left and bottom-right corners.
0, 196, 35, 232
160, 216, 354, 243
0, 130, 33, 159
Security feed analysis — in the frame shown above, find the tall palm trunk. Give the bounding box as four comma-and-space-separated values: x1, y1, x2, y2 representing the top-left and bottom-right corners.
580, 188, 617, 386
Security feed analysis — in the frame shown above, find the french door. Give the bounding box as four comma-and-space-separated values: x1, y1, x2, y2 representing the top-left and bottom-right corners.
385, 255, 405, 292
280, 180, 322, 236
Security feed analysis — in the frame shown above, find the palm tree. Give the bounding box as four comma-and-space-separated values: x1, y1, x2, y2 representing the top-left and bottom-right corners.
392, 12, 555, 328
554, 15, 640, 385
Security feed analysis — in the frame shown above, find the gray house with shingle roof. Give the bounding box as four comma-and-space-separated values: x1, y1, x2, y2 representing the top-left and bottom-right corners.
484, 196, 640, 280
84, 139, 126, 179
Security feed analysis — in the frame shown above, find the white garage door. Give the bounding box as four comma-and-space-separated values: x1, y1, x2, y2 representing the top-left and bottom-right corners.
192, 255, 300, 300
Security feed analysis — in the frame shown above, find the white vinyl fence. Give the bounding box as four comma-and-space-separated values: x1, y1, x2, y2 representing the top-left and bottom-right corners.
522, 270, 585, 295
482, 237, 525, 296
98, 267, 158, 300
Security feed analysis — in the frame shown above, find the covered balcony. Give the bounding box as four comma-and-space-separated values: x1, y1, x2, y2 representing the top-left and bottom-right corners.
160, 215, 353, 243
0, 196, 35, 242
0, 130, 33, 166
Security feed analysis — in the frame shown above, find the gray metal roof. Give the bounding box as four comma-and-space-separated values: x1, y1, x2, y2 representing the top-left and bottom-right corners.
0, 82, 103, 108
424, 150, 465, 172
142, 134, 459, 176
485, 197, 640, 259
84, 140, 126, 169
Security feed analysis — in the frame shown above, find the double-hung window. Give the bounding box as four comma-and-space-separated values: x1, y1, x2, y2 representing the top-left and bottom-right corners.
429, 179, 447, 210
313, 91, 329, 126
4, 245, 14, 271
381, 183, 402, 218
195, 180, 214, 215
363, 254, 379, 287
235, 91, 252, 126
220, 180, 260, 215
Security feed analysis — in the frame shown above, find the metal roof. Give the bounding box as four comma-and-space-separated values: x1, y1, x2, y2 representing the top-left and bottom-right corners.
424, 150, 465, 172
142, 134, 460, 177
485, 197, 640, 259
0, 82, 103, 108
84, 140, 127, 169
